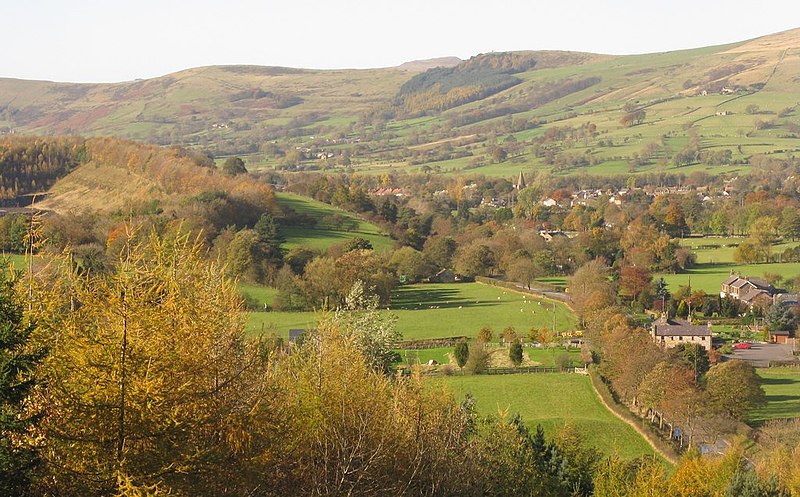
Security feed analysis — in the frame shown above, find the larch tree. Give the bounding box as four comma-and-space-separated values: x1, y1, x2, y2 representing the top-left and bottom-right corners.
29, 230, 281, 496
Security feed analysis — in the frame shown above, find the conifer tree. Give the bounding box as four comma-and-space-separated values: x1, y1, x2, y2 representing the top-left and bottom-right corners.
0, 267, 45, 496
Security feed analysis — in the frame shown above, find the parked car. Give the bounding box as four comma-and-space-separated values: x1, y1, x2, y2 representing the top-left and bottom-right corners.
733, 342, 752, 349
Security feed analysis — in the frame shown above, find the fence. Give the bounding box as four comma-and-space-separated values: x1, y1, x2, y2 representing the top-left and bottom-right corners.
397, 336, 469, 349
485, 366, 572, 374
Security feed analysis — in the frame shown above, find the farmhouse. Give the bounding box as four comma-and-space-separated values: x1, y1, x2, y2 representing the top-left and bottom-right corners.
720, 274, 779, 308
650, 314, 712, 351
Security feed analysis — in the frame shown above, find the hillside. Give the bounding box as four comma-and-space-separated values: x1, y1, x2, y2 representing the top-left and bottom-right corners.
2, 136, 277, 215
2, 28, 800, 178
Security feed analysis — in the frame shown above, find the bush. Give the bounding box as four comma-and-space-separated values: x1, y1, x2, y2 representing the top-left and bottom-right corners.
555, 352, 572, 370
465, 344, 490, 374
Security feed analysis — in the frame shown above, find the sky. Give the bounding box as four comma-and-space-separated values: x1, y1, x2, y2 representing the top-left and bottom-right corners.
4, 0, 800, 83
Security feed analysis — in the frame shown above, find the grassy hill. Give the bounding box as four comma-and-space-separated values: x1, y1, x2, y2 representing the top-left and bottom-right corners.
2, 28, 800, 179
275, 192, 394, 252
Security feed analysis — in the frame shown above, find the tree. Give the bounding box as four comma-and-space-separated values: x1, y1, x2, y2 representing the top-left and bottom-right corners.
569, 259, 615, 326
423, 236, 457, 269
0, 267, 45, 496
343, 236, 373, 252
454, 243, 496, 278
389, 246, 434, 282
465, 343, 489, 374
509, 341, 523, 367
506, 256, 540, 290
620, 109, 646, 127
333, 280, 401, 373
477, 326, 494, 343
706, 360, 767, 420
254, 212, 284, 265
30, 231, 276, 495
673, 343, 711, 382
765, 302, 799, 331
454, 339, 469, 371
749, 216, 778, 262
221, 156, 247, 175
619, 264, 653, 304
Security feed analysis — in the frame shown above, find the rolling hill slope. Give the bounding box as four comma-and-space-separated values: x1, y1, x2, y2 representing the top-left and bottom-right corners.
2, 28, 800, 178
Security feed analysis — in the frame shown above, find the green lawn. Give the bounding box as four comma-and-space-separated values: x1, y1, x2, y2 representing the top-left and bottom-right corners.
437, 373, 658, 460
656, 262, 800, 294
749, 368, 800, 426
275, 192, 395, 252
246, 282, 577, 339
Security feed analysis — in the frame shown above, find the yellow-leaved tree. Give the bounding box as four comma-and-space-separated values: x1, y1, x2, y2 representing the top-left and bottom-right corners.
29, 229, 284, 496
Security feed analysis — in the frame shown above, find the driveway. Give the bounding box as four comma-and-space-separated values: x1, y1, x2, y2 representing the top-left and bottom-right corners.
723, 343, 797, 367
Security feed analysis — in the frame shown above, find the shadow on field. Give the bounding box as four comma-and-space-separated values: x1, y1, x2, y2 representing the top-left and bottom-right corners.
760, 378, 798, 386
391, 287, 502, 310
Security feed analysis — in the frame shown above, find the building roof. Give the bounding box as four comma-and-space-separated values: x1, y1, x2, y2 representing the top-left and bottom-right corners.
722, 275, 740, 286
738, 287, 770, 304
653, 318, 711, 337
731, 279, 752, 289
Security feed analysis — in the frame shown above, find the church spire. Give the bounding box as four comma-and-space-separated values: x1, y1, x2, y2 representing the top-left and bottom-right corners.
516, 171, 526, 190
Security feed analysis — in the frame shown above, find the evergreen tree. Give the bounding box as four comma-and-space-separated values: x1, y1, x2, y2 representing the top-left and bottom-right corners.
454, 339, 469, 371
254, 212, 284, 265
510, 340, 523, 367
0, 268, 45, 496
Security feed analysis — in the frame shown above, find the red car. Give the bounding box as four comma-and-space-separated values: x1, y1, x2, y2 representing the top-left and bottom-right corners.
733, 342, 752, 349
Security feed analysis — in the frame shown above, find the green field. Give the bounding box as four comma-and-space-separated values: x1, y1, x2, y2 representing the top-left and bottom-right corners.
396, 346, 582, 368
437, 373, 658, 460
246, 282, 577, 339
275, 192, 394, 253
678, 237, 800, 265
1, 254, 28, 270
749, 368, 800, 425
656, 262, 800, 295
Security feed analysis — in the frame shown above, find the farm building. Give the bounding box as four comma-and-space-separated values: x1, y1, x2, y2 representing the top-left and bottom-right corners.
650, 314, 712, 351
720, 274, 779, 308
768, 330, 792, 344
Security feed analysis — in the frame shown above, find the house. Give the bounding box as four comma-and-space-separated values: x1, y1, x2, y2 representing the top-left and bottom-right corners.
720, 274, 780, 308
651, 314, 713, 351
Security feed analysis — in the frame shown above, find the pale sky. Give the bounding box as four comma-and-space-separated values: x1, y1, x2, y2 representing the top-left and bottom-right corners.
4, 0, 800, 83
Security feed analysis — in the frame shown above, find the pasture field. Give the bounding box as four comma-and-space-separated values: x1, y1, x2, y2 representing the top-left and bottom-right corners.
749, 367, 800, 426
677, 237, 800, 264
275, 192, 395, 253
437, 373, 659, 460
246, 282, 577, 339
656, 262, 800, 295
395, 346, 582, 368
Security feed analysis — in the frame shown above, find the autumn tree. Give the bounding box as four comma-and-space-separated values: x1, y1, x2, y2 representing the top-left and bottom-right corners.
454, 243, 496, 278
221, 156, 247, 175
569, 259, 616, 326
618, 264, 653, 304
30, 231, 277, 495
706, 360, 766, 420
